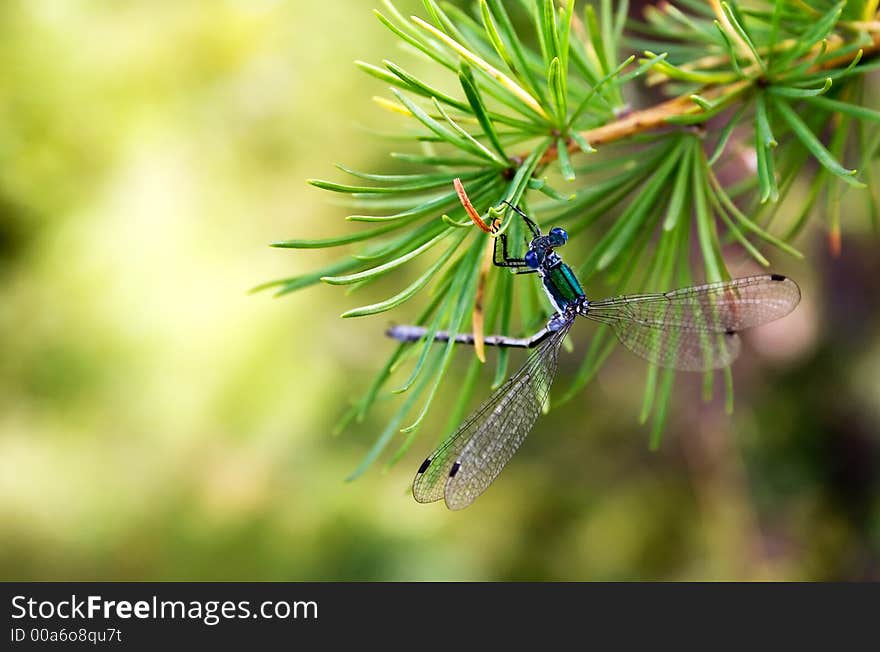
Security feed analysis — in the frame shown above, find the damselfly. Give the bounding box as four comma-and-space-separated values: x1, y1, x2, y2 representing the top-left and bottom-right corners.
387, 203, 801, 510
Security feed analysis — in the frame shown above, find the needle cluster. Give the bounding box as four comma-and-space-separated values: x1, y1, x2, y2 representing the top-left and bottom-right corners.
261, 1, 880, 475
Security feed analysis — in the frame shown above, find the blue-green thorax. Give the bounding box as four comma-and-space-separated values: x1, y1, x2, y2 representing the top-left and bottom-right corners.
537, 252, 585, 312
521, 225, 585, 312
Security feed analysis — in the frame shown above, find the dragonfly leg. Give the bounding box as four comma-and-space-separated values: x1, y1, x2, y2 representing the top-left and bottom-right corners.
493, 232, 530, 269
386, 324, 553, 349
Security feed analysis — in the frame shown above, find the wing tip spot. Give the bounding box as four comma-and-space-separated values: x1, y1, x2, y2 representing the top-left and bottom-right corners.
416, 457, 432, 475
449, 461, 461, 478
770, 274, 786, 282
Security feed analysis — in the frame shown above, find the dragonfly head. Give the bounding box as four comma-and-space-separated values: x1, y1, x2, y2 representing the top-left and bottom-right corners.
524, 227, 568, 269
548, 227, 568, 247
499, 202, 568, 268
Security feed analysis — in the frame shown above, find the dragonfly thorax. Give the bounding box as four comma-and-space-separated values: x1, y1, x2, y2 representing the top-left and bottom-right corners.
541, 261, 586, 312
519, 226, 585, 312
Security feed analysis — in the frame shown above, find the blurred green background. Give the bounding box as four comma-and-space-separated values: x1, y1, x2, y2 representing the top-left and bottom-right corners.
1, 0, 878, 581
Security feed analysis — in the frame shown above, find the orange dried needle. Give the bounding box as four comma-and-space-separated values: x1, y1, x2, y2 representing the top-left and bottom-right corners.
472, 227, 500, 363
454, 177, 494, 233
453, 178, 498, 361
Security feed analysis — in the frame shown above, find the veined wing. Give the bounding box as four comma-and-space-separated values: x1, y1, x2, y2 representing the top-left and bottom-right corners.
584, 274, 800, 371
586, 274, 801, 331
412, 322, 571, 510
602, 323, 742, 371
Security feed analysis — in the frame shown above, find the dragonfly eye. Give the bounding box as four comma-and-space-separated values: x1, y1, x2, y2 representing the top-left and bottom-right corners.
524, 249, 543, 269
549, 227, 568, 247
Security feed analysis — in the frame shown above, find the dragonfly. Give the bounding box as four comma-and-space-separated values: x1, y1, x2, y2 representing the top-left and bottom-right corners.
387, 202, 801, 510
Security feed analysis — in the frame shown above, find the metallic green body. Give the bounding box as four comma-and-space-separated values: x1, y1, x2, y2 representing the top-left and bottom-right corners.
543, 263, 585, 311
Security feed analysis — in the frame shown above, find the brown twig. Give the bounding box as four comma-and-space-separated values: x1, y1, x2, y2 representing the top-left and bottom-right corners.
532, 29, 880, 168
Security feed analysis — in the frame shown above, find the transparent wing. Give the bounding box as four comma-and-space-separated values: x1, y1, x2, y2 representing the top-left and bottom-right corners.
412, 323, 570, 510
608, 324, 742, 371
584, 274, 800, 371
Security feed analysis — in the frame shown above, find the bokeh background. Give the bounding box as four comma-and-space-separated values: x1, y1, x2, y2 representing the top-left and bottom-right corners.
1, 0, 878, 581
